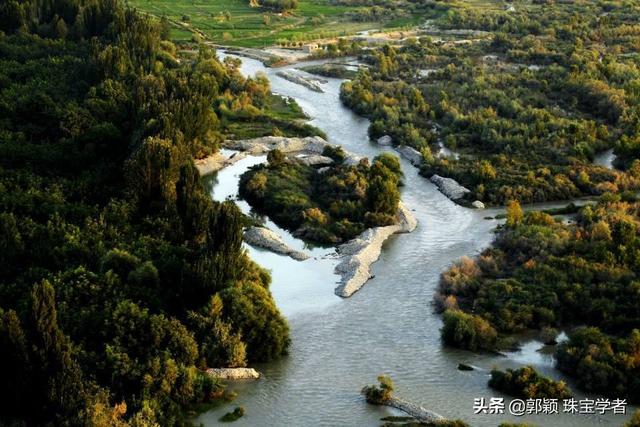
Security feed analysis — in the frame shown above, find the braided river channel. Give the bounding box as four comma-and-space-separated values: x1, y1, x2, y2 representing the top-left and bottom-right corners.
196, 53, 635, 426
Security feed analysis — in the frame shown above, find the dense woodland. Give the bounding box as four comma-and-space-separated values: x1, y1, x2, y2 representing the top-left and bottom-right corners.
239, 148, 402, 244
341, 0, 640, 205
437, 196, 640, 402
0, 0, 291, 425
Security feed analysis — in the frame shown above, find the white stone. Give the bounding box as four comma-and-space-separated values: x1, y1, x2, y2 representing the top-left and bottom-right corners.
294, 154, 334, 166
225, 136, 362, 165
386, 396, 446, 424
244, 226, 309, 261
276, 70, 324, 93
206, 367, 260, 380
377, 135, 393, 146
334, 202, 417, 297
471, 200, 485, 209
430, 174, 471, 200
395, 145, 423, 165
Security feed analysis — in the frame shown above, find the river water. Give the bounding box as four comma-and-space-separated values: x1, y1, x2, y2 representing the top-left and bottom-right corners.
197, 54, 634, 426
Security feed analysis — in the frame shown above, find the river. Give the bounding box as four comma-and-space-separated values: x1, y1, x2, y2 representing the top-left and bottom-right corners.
196, 54, 634, 426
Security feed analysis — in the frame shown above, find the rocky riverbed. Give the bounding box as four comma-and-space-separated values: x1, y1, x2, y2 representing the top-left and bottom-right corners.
195, 150, 247, 176
206, 368, 261, 380
244, 226, 309, 261
386, 396, 447, 424
334, 202, 417, 297
276, 70, 325, 93
225, 135, 362, 165
430, 174, 471, 201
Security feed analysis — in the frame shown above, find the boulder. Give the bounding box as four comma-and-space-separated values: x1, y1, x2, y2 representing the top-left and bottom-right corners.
377, 135, 393, 146
294, 154, 334, 167
206, 368, 260, 380
430, 174, 471, 200
243, 226, 309, 261
471, 200, 485, 209
276, 70, 324, 93
395, 145, 423, 165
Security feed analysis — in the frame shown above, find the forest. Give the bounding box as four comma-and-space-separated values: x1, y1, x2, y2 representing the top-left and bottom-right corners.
436, 196, 640, 402
340, 0, 640, 205
239, 148, 402, 244
0, 0, 291, 425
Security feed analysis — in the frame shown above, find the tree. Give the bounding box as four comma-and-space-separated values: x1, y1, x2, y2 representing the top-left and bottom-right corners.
176, 162, 211, 241
366, 175, 400, 216
124, 136, 182, 210
441, 309, 497, 351
29, 281, 86, 424
506, 199, 523, 227
362, 375, 394, 404
54, 17, 68, 39
267, 148, 286, 167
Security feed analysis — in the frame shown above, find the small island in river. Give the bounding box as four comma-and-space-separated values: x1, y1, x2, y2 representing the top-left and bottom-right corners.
239, 146, 404, 245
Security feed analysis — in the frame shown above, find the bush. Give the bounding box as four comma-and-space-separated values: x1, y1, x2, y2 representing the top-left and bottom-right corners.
441, 309, 497, 351
489, 366, 572, 399
362, 375, 394, 404
220, 406, 245, 422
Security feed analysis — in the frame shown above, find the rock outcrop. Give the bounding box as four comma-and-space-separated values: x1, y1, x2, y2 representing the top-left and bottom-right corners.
276, 70, 324, 93
244, 226, 309, 261
205, 368, 261, 380
226, 136, 362, 165
334, 202, 417, 297
395, 145, 423, 165
386, 396, 447, 424
430, 174, 471, 200
294, 154, 334, 167
195, 151, 247, 176
377, 135, 393, 146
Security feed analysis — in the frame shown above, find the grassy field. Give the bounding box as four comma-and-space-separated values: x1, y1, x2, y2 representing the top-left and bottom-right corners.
127, 0, 424, 47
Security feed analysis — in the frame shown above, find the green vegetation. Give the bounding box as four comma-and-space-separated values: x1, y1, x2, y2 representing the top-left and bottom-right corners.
556, 327, 640, 403
127, 0, 432, 47
0, 0, 291, 424
489, 366, 572, 399
437, 195, 640, 401
625, 410, 640, 427
239, 149, 402, 244
221, 89, 323, 139
220, 406, 246, 422
363, 375, 395, 405
341, 0, 640, 205
441, 309, 497, 352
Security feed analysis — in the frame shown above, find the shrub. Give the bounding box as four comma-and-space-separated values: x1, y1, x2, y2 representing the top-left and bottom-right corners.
441, 309, 497, 351
489, 366, 572, 399
362, 375, 394, 404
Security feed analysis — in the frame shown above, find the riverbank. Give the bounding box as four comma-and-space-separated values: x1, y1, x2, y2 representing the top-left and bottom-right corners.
334, 201, 417, 297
